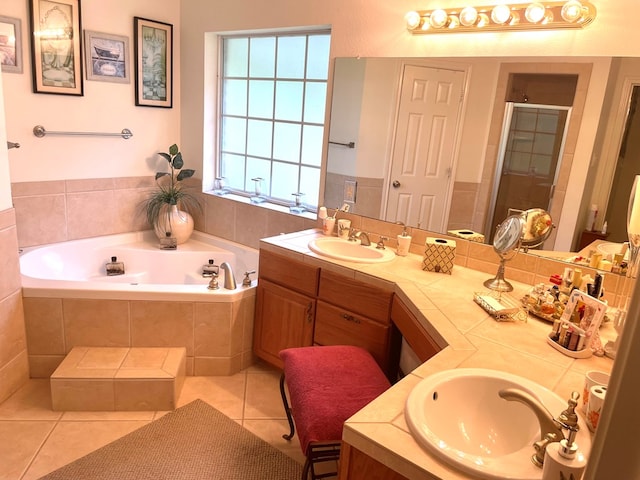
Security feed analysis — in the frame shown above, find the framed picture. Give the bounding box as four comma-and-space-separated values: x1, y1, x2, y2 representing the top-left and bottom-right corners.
29, 0, 83, 95
84, 30, 129, 83
134, 17, 172, 108
0, 15, 23, 74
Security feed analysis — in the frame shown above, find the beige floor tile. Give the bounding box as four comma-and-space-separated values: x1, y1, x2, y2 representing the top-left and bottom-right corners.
0, 380, 61, 421
0, 421, 56, 480
176, 374, 247, 419
242, 418, 306, 465
22, 420, 149, 480
244, 370, 287, 419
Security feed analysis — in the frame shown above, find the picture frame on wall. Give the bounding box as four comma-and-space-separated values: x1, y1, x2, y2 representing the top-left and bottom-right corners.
133, 16, 172, 108
0, 15, 23, 74
29, 0, 83, 95
84, 30, 130, 83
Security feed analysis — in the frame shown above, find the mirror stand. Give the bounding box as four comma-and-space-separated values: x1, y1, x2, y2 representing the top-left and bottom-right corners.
484, 250, 518, 292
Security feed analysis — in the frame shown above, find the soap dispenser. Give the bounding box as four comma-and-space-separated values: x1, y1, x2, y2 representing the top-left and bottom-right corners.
159, 231, 177, 250
396, 223, 411, 257
542, 392, 586, 480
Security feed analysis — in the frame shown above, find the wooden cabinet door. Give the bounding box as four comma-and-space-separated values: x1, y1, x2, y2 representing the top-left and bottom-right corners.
338, 443, 409, 480
390, 296, 442, 363
253, 279, 315, 368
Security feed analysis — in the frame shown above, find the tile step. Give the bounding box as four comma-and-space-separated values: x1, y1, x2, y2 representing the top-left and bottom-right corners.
50, 346, 187, 411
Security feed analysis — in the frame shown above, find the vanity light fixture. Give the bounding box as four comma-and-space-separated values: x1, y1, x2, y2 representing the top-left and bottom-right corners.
405, 1, 596, 34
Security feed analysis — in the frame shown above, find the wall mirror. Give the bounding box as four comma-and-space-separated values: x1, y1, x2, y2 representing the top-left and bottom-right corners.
322, 56, 640, 275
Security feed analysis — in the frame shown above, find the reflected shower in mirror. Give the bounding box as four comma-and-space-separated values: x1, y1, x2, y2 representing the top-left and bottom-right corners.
322, 56, 640, 274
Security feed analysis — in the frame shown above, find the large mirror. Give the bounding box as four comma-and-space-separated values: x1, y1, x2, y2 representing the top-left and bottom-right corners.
323, 56, 640, 272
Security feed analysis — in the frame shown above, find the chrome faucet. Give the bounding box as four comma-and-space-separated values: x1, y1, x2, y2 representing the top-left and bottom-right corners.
348, 229, 371, 246
219, 262, 237, 290
499, 387, 571, 467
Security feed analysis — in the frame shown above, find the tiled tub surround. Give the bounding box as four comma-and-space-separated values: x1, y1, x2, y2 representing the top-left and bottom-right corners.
261, 230, 616, 479
20, 231, 258, 378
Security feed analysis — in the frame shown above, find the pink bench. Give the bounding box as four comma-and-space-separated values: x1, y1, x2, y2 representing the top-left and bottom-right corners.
279, 345, 391, 480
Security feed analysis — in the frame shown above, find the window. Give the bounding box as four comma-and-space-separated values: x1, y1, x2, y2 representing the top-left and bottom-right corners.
218, 31, 331, 211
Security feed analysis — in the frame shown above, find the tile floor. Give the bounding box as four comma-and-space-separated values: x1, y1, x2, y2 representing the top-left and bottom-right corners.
0, 362, 307, 480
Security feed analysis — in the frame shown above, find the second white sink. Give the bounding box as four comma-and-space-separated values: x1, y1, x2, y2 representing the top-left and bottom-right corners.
308, 237, 396, 263
405, 368, 591, 480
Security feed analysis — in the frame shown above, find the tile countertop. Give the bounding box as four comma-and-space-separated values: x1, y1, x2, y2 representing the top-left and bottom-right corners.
260, 229, 616, 480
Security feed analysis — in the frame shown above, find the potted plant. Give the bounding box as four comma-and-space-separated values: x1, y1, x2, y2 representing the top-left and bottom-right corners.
143, 143, 202, 244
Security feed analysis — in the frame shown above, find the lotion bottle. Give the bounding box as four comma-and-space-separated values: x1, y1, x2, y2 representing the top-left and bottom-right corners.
542, 429, 586, 480
396, 224, 411, 257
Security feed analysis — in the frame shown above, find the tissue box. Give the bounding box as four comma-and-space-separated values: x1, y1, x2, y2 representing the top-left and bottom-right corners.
447, 229, 485, 243
423, 237, 456, 274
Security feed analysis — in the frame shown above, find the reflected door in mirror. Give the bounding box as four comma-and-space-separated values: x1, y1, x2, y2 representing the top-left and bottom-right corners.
385, 65, 465, 230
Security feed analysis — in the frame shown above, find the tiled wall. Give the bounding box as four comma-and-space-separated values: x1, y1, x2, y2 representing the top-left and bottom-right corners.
23, 294, 256, 378
0, 208, 29, 403
11, 177, 318, 249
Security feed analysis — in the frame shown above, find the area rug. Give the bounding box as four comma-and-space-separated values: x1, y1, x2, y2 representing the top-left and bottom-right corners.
39, 399, 303, 480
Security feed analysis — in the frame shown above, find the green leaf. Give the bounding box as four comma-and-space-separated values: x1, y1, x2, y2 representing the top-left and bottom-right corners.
172, 152, 184, 170
177, 169, 195, 181
169, 144, 179, 156
158, 152, 172, 163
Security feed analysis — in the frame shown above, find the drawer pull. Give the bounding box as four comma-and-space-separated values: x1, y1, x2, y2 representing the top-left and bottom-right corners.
306, 302, 313, 323
342, 313, 361, 324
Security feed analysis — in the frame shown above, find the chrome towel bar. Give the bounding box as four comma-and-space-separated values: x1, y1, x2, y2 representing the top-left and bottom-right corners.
328, 140, 355, 148
33, 125, 133, 139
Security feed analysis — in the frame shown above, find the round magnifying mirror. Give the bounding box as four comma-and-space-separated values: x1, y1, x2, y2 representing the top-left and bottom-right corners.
484, 215, 524, 292
520, 208, 554, 251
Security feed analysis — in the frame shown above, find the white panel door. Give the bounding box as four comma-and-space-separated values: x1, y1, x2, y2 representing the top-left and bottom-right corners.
385, 65, 464, 231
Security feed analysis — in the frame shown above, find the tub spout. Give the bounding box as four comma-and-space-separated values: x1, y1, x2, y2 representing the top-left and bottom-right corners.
219, 262, 237, 290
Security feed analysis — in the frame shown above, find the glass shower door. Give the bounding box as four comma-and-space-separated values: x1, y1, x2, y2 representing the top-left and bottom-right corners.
487, 103, 570, 243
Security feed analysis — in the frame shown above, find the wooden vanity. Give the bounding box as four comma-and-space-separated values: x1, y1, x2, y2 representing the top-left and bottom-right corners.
253, 229, 614, 480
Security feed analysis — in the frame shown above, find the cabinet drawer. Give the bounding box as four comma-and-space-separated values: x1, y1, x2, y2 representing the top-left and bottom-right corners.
259, 249, 320, 296
315, 300, 389, 369
318, 270, 393, 324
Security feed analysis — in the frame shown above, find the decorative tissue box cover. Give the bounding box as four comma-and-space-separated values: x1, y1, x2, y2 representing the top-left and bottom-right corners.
423, 237, 456, 274
447, 229, 485, 243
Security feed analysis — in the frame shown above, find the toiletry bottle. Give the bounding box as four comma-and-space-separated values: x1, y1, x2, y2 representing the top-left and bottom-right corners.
160, 231, 177, 250
586, 204, 598, 231
396, 225, 411, 257
202, 259, 219, 277
542, 436, 587, 480
106, 256, 125, 276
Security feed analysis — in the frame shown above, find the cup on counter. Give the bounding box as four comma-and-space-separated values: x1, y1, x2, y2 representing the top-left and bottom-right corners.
582, 370, 610, 413
322, 217, 336, 236
337, 219, 351, 239
586, 385, 607, 432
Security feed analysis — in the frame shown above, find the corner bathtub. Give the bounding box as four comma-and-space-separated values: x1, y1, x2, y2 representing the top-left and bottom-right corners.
20, 231, 259, 377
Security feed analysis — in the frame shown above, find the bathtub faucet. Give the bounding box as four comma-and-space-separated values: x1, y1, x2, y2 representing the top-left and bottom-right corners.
219, 262, 237, 290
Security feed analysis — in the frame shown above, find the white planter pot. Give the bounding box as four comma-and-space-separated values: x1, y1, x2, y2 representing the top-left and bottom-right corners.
154, 204, 194, 244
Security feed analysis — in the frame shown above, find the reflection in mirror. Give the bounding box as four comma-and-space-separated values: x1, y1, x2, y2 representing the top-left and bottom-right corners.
484, 215, 524, 292
323, 56, 640, 276
518, 208, 555, 251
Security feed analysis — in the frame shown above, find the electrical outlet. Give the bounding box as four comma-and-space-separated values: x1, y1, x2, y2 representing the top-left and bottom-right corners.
343, 180, 357, 203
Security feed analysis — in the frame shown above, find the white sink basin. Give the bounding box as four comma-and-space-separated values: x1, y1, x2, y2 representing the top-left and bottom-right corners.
405, 368, 591, 480
308, 237, 396, 263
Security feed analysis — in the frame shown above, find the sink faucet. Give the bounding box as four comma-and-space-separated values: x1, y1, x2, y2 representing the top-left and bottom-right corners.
499, 387, 571, 467
219, 262, 237, 290
348, 229, 371, 246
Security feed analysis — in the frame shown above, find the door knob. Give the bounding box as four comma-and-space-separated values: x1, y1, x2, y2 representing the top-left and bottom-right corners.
392, 180, 401, 188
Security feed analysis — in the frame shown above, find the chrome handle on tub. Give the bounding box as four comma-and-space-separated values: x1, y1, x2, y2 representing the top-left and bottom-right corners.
342, 313, 361, 324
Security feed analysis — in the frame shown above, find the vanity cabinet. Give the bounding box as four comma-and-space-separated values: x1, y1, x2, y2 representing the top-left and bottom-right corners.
338, 443, 409, 480
253, 249, 399, 376
315, 270, 397, 376
390, 296, 442, 363
253, 250, 320, 368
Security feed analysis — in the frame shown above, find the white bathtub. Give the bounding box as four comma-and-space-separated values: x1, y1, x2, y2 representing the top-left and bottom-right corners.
20, 230, 259, 302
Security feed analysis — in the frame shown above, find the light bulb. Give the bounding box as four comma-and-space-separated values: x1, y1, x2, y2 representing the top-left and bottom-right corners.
405, 11, 422, 30
491, 5, 512, 24
459, 6, 478, 27
429, 9, 449, 28
525, 2, 546, 23
561, 0, 584, 22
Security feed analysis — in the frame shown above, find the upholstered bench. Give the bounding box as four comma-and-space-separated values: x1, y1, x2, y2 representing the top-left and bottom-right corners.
279, 345, 391, 480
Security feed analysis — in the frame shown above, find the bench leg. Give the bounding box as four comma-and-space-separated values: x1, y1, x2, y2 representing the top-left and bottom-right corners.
280, 372, 296, 441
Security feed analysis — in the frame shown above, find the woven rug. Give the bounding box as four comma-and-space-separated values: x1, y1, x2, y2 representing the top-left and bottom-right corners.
40, 399, 303, 480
